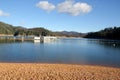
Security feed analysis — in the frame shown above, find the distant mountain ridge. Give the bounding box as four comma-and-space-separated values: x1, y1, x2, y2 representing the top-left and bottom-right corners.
0, 22, 53, 36
55, 31, 85, 37
0, 21, 84, 37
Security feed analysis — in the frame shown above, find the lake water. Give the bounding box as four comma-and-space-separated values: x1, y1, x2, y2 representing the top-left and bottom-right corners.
0, 38, 120, 67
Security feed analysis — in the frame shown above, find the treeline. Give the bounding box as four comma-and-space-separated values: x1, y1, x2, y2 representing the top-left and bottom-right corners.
0, 22, 54, 36
14, 27, 54, 36
0, 21, 83, 37
85, 27, 120, 40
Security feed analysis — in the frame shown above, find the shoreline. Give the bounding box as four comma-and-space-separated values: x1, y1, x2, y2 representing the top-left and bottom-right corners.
0, 61, 120, 68
0, 63, 120, 80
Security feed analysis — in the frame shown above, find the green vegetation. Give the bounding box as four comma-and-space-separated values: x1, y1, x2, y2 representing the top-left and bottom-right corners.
13, 27, 53, 36
0, 21, 83, 37
84, 27, 120, 40
0, 22, 54, 36
1, 21, 120, 39
0, 22, 14, 34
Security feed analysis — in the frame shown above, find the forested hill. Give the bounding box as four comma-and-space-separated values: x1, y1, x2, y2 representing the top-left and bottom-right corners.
84, 27, 120, 40
55, 31, 85, 37
0, 22, 14, 34
0, 21, 53, 36
0, 21, 84, 37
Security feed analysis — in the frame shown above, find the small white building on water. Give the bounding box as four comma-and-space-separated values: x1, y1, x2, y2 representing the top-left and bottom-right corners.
34, 36, 57, 43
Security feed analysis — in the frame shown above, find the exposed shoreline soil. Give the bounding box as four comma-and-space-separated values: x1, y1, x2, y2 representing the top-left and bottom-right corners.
0, 63, 120, 80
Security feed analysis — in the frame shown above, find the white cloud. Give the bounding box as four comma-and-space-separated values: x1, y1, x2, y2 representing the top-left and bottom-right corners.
57, 0, 92, 16
36, 1, 55, 12
0, 10, 9, 16
36, 0, 92, 16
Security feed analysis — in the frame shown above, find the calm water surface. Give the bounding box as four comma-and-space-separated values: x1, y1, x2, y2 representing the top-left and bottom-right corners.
0, 38, 120, 67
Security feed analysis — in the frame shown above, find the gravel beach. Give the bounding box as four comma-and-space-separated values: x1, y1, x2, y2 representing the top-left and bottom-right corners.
0, 63, 120, 80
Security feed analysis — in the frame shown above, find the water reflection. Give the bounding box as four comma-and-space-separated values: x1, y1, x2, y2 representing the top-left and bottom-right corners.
0, 38, 120, 67
0, 39, 14, 43
83, 38, 120, 48
34, 40, 40, 43
97, 39, 120, 48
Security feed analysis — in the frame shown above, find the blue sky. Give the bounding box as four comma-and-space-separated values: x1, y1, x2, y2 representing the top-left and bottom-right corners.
0, 0, 120, 33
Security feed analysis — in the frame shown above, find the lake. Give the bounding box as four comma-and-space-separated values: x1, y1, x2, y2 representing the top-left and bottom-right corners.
0, 38, 120, 67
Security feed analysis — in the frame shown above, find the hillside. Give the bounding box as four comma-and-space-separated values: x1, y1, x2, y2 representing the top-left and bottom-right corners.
84, 27, 120, 40
54, 31, 85, 37
14, 27, 54, 36
0, 22, 14, 34
0, 22, 54, 36
0, 21, 84, 37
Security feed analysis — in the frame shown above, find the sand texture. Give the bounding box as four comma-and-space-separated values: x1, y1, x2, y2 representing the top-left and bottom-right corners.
0, 63, 120, 80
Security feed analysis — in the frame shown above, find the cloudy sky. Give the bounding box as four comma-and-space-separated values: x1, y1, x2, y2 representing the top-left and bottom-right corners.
0, 0, 120, 32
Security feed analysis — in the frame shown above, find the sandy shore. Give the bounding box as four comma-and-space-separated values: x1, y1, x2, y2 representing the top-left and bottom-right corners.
0, 63, 120, 80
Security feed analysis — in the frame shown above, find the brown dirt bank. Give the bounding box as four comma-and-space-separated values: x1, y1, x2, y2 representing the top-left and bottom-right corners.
0, 63, 120, 80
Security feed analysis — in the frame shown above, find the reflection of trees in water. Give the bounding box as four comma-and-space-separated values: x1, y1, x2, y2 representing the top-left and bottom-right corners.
97, 39, 120, 48
0, 38, 14, 43
0, 37, 22, 43
0, 36, 34, 43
